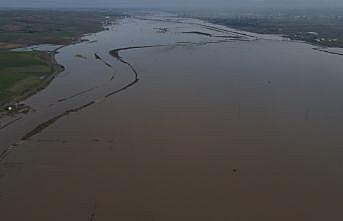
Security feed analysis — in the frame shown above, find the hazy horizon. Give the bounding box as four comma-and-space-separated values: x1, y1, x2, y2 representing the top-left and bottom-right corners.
1, 0, 343, 9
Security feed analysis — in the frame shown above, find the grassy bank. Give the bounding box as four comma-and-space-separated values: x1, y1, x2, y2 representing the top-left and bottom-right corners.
0, 10, 123, 108
0, 51, 63, 106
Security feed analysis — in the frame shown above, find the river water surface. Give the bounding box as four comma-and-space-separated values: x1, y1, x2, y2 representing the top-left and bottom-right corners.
1, 12, 343, 220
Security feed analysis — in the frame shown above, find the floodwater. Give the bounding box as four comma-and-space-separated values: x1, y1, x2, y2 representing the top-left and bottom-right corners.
1, 12, 343, 220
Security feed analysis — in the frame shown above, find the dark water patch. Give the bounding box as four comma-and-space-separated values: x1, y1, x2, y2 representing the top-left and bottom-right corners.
88, 203, 97, 221
109, 73, 116, 81
154, 27, 169, 33
110, 44, 171, 58
21, 101, 95, 141
30, 139, 67, 144
182, 31, 212, 37
193, 22, 256, 38
0, 117, 23, 130
212, 35, 243, 39
0, 145, 16, 161
87, 40, 98, 44
94, 53, 101, 60
313, 47, 343, 56
57, 86, 99, 103
103, 61, 113, 68
75, 54, 88, 59
94, 53, 113, 68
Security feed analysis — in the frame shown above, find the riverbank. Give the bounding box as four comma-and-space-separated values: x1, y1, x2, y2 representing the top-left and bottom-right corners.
0, 9, 123, 110
0, 51, 64, 110
174, 8, 343, 48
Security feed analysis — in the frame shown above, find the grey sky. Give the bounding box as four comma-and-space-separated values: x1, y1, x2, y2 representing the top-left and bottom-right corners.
1, 0, 343, 8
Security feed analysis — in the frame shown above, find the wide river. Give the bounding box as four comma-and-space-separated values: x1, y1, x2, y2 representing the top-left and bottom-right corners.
1, 12, 343, 220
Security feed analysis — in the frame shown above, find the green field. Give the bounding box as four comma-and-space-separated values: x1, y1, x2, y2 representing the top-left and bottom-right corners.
0, 10, 122, 48
0, 10, 122, 108
0, 51, 59, 105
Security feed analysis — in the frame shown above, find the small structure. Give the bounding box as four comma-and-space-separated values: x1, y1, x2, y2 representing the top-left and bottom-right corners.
104, 16, 111, 25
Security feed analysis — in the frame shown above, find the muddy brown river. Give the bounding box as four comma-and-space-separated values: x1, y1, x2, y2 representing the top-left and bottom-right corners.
1, 12, 343, 220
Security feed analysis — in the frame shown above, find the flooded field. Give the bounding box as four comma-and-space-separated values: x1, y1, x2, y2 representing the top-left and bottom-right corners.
1, 12, 343, 220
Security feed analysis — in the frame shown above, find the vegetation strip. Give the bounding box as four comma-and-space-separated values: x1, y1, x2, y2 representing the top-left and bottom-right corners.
0, 51, 64, 107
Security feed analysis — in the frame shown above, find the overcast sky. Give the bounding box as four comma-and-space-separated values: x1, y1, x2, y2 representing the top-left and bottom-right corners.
1, 0, 343, 8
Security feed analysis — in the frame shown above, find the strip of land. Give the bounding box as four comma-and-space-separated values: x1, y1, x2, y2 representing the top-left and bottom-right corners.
0, 51, 63, 107
0, 10, 122, 48
0, 10, 123, 109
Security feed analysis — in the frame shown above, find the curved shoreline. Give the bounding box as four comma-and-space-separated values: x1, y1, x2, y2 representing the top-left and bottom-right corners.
0, 51, 65, 113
